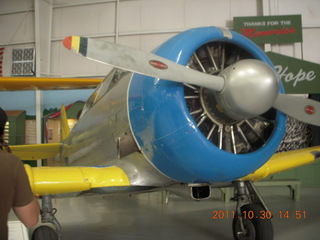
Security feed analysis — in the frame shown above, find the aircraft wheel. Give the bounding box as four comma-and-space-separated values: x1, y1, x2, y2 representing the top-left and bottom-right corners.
233, 217, 255, 240
232, 204, 273, 240
32, 226, 58, 240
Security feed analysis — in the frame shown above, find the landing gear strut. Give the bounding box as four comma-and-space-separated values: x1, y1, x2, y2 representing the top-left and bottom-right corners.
32, 195, 61, 240
232, 181, 273, 240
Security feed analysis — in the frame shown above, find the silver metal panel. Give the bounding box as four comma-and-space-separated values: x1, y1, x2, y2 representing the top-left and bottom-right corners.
62, 69, 174, 188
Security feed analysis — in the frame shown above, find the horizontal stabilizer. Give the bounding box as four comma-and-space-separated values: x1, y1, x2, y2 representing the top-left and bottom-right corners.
241, 146, 320, 181
0, 77, 101, 91
11, 143, 61, 160
24, 165, 130, 195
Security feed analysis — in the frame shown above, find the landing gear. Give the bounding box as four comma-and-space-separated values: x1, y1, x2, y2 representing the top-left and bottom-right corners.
32, 225, 58, 240
232, 181, 273, 240
32, 195, 62, 240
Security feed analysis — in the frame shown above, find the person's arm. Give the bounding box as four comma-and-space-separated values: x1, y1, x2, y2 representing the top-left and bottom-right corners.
12, 158, 40, 228
13, 197, 40, 228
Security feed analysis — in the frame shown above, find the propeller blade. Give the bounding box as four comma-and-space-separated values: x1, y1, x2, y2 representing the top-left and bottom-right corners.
63, 36, 225, 91
273, 94, 320, 126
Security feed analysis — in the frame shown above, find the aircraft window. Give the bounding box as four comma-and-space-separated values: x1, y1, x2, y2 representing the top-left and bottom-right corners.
79, 68, 130, 118
104, 68, 129, 93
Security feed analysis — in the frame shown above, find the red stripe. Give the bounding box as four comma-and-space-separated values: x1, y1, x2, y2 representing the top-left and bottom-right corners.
49, 103, 73, 119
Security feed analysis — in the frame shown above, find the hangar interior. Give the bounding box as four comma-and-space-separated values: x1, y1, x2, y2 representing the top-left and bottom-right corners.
1, 0, 320, 239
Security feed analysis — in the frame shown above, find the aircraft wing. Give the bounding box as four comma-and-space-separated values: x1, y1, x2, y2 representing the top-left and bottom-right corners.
241, 146, 320, 181
0, 77, 101, 90
22, 145, 320, 196
24, 165, 130, 195
10, 141, 131, 196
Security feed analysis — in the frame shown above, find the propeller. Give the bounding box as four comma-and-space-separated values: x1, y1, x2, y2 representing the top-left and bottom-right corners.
63, 36, 320, 126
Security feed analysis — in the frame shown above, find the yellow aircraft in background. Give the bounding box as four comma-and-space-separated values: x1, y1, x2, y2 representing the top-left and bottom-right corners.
1, 26, 320, 240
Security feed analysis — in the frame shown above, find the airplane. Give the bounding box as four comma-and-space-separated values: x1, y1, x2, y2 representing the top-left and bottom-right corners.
2, 26, 320, 240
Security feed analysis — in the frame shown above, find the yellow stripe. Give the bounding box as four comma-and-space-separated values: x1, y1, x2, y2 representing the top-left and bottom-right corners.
25, 165, 130, 195
71, 36, 81, 54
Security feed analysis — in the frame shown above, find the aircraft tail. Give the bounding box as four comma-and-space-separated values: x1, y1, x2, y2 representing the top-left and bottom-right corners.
10, 105, 69, 161
10, 143, 61, 161
60, 104, 70, 141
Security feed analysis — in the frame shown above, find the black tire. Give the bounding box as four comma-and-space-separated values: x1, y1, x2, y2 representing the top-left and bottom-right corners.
232, 204, 273, 240
32, 226, 58, 240
233, 217, 256, 240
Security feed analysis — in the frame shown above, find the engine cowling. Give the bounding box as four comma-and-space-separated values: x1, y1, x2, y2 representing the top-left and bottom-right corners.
128, 26, 286, 183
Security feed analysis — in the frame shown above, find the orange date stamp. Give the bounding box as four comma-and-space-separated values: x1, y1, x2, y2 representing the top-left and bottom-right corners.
212, 210, 307, 220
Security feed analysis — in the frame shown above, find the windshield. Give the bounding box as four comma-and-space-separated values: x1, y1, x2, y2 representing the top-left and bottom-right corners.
79, 68, 130, 118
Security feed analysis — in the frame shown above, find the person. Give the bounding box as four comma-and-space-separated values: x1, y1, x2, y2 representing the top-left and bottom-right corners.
0, 108, 40, 240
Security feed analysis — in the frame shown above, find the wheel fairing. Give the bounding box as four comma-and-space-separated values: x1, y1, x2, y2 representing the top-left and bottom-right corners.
128, 27, 286, 183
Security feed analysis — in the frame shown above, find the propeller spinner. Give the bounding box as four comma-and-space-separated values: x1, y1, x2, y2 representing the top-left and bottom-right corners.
215, 59, 279, 121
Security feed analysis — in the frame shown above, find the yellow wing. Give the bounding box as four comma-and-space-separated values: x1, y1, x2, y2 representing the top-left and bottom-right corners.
241, 146, 320, 181
11, 142, 130, 195
0, 77, 101, 90
24, 165, 130, 195
16, 145, 320, 195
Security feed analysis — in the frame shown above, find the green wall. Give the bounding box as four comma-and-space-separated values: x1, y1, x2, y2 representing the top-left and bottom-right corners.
8, 111, 26, 145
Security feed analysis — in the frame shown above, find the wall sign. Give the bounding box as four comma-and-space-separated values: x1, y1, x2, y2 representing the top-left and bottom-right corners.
233, 15, 302, 44
266, 52, 320, 94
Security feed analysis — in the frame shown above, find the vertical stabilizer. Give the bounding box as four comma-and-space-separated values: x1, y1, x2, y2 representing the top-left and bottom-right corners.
60, 104, 70, 141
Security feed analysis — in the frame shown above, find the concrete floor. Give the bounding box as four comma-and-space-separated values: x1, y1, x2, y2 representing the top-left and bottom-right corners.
28, 186, 320, 240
